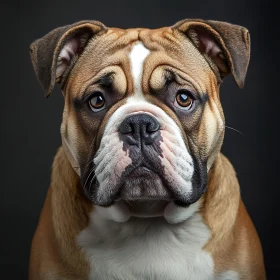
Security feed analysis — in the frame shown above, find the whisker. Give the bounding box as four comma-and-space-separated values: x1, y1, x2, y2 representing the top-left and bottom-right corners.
83, 135, 97, 169
87, 173, 97, 196
89, 173, 97, 188
151, 199, 161, 209
225, 125, 244, 136
85, 160, 94, 168
84, 168, 95, 188
125, 199, 132, 206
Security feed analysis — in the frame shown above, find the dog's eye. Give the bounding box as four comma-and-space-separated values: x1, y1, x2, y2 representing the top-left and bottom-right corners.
175, 90, 194, 110
88, 92, 106, 112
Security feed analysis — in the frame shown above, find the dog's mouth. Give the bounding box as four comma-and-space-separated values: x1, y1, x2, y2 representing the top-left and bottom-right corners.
82, 160, 201, 223
82, 139, 206, 222
118, 165, 172, 201
110, 165, 182, 221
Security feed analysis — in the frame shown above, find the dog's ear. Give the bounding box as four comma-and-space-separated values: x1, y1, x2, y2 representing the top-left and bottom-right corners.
173, 19, 250, 88
30, 21, 107, 97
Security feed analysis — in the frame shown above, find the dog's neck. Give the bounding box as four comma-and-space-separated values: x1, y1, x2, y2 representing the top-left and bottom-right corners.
204, 153, 240, 242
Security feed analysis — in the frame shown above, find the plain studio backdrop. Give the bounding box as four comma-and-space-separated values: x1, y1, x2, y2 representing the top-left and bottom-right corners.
2, 0, 278, 279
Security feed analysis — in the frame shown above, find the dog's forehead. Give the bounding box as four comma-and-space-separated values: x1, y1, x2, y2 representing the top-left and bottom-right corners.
67, 27, 214, 97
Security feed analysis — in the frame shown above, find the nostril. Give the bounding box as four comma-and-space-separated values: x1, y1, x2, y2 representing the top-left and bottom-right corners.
146, 122, 160, 133
120, 122, 134, 134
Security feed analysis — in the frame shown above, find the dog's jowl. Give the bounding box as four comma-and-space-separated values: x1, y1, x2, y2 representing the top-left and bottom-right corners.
29, 19, 266, 280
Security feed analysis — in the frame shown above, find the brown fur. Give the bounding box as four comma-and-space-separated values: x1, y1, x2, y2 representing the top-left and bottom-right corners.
29, 148, 92, 280
204, 154, 265, 279
29, 19, 265, 279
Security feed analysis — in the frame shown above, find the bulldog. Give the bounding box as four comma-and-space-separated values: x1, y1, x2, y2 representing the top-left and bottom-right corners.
29, 19, 266, 280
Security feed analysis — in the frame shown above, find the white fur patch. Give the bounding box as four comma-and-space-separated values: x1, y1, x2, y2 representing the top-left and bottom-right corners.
217, 270, 240, 280
77, 201, 218, 280
129, 42, 150, 98
93, 136, 132, 203
93, 201, 131, 223
164, 200, 200, 224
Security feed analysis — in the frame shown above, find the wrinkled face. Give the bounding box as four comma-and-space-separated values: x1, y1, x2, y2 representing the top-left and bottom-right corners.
61, 27, 225, 213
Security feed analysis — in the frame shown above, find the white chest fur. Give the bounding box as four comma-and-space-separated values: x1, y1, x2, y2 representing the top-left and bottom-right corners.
77, 206, 219, 280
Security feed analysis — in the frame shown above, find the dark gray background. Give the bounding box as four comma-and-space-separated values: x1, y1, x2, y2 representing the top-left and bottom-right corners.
2, 0, 278, 279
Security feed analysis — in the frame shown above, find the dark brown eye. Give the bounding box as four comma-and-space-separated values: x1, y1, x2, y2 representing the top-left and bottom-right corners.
89, 92, 106, 112
175, 90, 193, 109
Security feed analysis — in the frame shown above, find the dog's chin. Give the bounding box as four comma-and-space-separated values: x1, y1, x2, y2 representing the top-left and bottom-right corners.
113, 167, 171, 218
118, 166, 172, 201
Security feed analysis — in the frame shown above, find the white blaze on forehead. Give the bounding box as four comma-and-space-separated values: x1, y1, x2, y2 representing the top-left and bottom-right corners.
129, 42, 150, 98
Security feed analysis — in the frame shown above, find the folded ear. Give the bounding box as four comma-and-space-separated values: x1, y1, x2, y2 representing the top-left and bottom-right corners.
173, 19, 250, 88
30, 20, 107, 97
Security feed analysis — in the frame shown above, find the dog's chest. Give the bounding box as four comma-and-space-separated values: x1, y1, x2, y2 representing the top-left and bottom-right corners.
77, 211, 217, 280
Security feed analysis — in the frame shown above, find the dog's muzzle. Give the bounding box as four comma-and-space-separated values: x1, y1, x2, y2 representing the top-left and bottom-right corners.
82, 103, 206, 222
117, 113, 172, 202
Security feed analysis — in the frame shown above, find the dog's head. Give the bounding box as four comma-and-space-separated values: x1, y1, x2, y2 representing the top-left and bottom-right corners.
30, 19, 250, 221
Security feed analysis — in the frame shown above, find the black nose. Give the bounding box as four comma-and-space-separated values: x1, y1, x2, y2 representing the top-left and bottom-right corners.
119, 113, 160, 146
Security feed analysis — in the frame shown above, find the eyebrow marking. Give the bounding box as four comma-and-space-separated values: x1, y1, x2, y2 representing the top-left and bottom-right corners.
96, 72, 114, 89
128, 42, 150, 98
